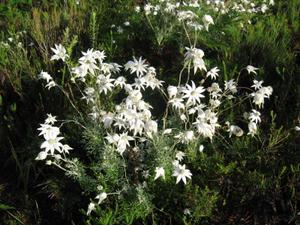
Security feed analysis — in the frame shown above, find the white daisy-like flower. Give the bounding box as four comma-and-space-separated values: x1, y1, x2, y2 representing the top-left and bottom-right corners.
154, 167, 165, 180
252, 80, 263, 90
250, 86, 273, 108
246, 65, 259, 75
224, 79, 237, 94
79, 49, 97, 64
35, 151, 48, 160
249, 109, 261, 124
182, 81, 205, 106
169, 97, 185, 110
61, 144, 73, 154
101, 112, 114, 128
184, 47, 207, 73
199, 145, 204, 153
95, 192, 107, 204
38, 124, 60, 140
40, 136, 64, 155
96, 74, 115, 95
173, 164, 192, 184
50, 44, 69, 62
248, 122, 257, 136
193, 120, 214, 139
206, 67, 219, 80
87, 202, 96, 216
45, 81, 56, 90
163, 128, 172, 135
114, 76, 127, 88
124, 57, 148, 77
107, 132, 134, 155
175, 151, 186, 161
202, 14, 214, 31
45, 114, 57, 125
228, 125, 244, 137
39, 71, 53, 83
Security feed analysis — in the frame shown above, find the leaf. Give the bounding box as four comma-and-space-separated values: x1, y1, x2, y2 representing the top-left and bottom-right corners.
0, 203, 14, 211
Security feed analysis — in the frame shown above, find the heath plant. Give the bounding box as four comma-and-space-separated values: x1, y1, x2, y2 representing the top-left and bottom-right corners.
33, 0, 298, 224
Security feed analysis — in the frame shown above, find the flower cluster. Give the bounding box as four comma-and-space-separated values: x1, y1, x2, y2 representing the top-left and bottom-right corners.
36, 114, 72, 161
36, 36, 273, 215
137, 0, 274, 33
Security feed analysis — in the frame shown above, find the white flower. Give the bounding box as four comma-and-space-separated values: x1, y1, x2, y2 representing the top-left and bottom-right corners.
101, 111, 114, 128
72, 65, 88, 81
202, 15, 214, 31
251, 92, 265, 108
228, 125, 244, 137
35, 151, 48, 160
182, 81, 205, 106
45, 114, 57, 125
184, 48, 203, 62
248, 122, 257, 136
175, 151, 186, 161
184, 47, 206, 73
124, 57, 148, 77
173, 164, 192, 184
50, 44, 69, 62
143, 72, 164, 90
96, 74, 115, 95
80, 49, 97, 64
163, 128, 172, 135
261, 4, 268, 13
295, 126, 300, 131
39, 71, 53, 83
61, 144, 73, 154
40, 136, 64, 155
135, 6, 141, 12
145, 120, 158, 136
252, 80, 263, 90
109, 63, 122, 74
199, 145, 204, 153
45, 81, 56, 90
38, 124, 60, 140
193, 120, 214, 139
78, 49, 100, 75
246, 65, 259, 75
106, 132, 134, 155
206, 67, 219, 80
167, 86, 178, 98
169, 97, 185, 110
193, 58, 207, 73
224, 79, 237, 94
183, 208, 191, 215
180, 114, 187, 121
178, 10, 197, 21
249, 109, 261, 124
114, 76, 127, 88
133, 76, 147, 90
175, 131, 194, 143
154, 167, 165, 180
209, 99, 221, 108
251, 86, 272, 108
82, 87, 95, 103
95, 192, 107, 204
87, 202, 96, 215
144, 4, 153, 15
260, 86, 273, 98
